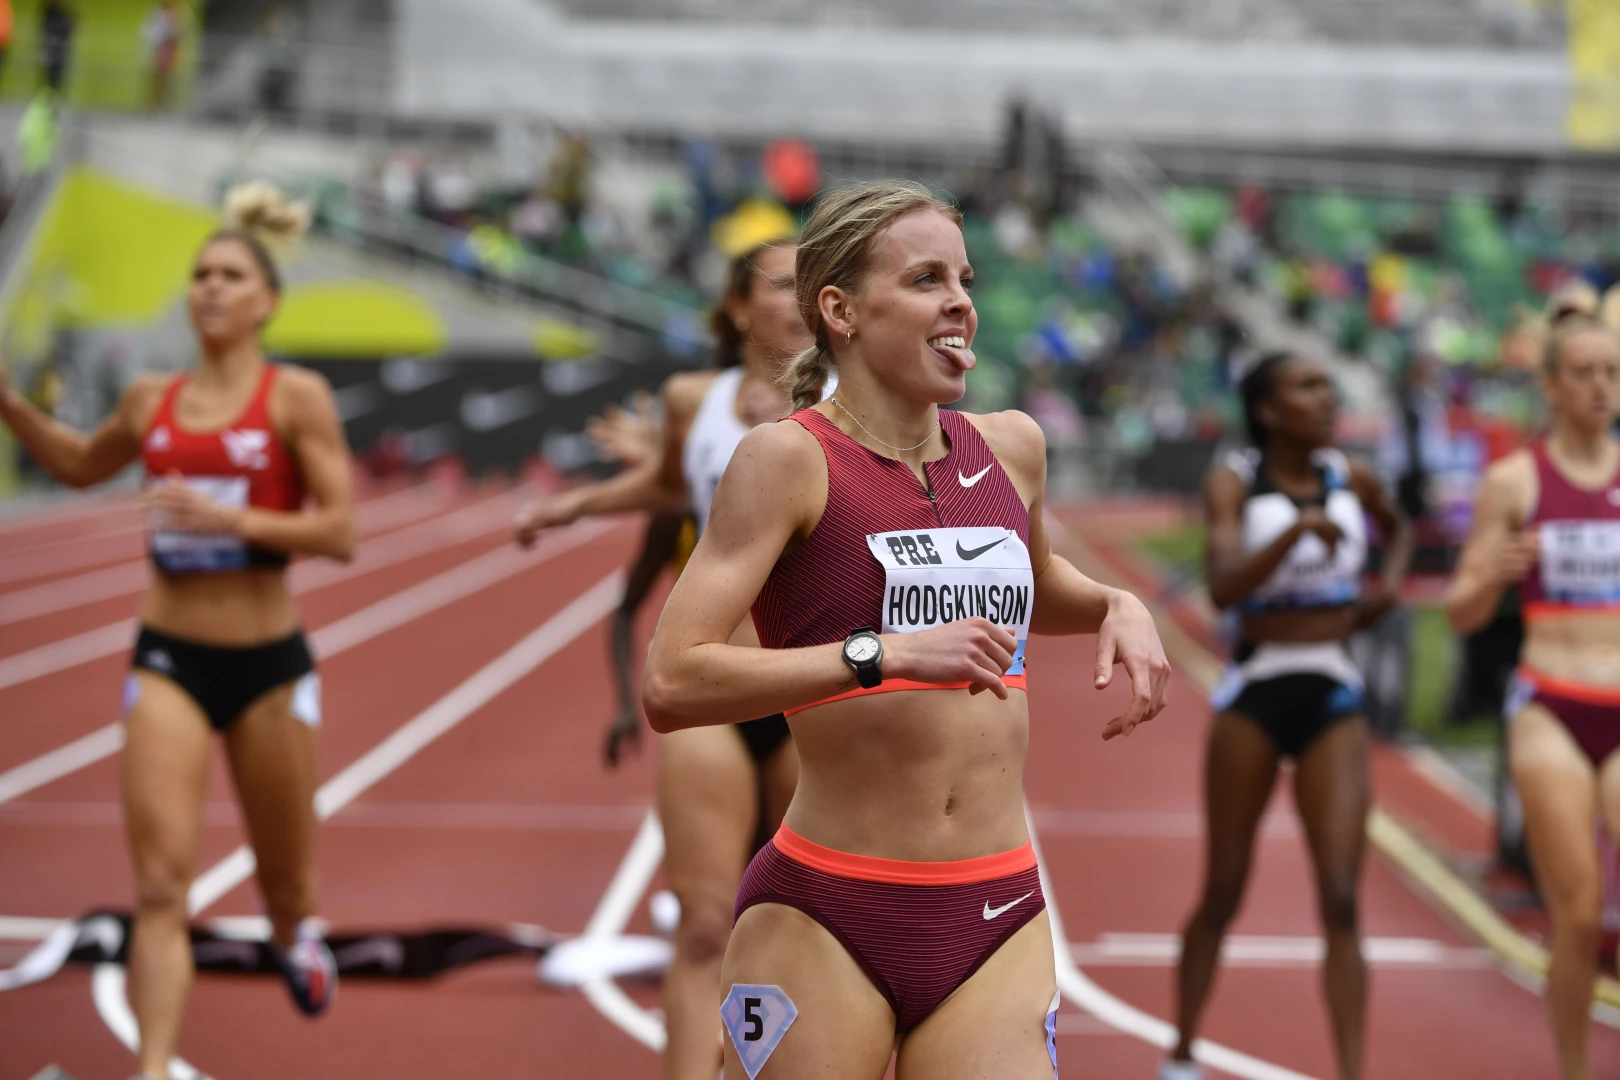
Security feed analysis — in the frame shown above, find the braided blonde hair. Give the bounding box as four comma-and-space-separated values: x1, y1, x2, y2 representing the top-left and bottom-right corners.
784, 181, 963, 410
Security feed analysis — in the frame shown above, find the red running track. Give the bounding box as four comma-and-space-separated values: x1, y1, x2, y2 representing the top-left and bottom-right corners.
0, 490, 1614, 1079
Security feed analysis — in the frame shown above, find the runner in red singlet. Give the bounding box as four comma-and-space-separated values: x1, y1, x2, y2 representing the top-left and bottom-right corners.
642, 181, 1171, 1079
1448, 312, 1620, 1080
0, 183, 354, 1080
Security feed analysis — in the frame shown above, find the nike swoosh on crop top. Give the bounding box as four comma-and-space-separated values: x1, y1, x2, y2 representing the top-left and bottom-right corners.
1519, 440, 1620, 619
141, 365, 305, 573
1224, 447, 1367, 614
752, 407, 1032, 715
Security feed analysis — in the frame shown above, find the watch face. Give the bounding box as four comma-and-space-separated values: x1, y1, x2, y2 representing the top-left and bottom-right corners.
846, 634, 880, 663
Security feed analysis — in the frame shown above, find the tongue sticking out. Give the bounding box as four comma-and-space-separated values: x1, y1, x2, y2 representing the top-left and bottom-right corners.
931, 343, 977, 371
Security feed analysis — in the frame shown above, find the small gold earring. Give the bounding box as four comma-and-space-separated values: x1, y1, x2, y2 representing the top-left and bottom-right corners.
845, 329, 852, 345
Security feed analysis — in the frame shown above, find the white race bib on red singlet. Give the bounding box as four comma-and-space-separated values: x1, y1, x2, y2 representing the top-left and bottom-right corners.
865, 527, 1033, 676
147, 475, 250, 573
1539, 521, 1620, 605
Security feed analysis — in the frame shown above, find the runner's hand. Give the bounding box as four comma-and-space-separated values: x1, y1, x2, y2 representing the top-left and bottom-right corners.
141, 471, 244, 534
1093, 591, 1171, 741
603, 706, 642, 768
514, 493, 582, 549
586, 394, 658, 466
1295, 507, 1343, 554
884, 617, 1017, 700
1496, 530, 1539, 586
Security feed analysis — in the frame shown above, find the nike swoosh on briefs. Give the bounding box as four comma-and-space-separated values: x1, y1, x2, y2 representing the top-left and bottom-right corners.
983, 891, 1035, 921
956, 538, 1005, 561
958, 465, 993, 488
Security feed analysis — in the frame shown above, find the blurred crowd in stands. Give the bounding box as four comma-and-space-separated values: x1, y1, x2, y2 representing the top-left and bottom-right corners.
336, 126, 1620, 541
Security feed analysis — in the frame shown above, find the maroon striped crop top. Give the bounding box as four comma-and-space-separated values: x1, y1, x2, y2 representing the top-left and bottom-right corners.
752, 407, 1033, 712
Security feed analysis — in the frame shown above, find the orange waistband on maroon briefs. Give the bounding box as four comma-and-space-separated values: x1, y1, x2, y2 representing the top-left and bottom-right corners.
1523, 602, 1620, 622
772, 823, 1037, 886
1519, 667, 1620, 707
783, 673, 1028, 718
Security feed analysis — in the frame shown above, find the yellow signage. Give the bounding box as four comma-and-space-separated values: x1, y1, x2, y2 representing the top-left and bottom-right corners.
1569, 0, 1620, 148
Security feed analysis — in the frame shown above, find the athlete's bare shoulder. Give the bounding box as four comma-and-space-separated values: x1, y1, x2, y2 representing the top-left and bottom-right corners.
1476, 447, 1537, 524
709, 418, 826, 537
273, 363, 336, 406
960, 409, 1045, 484
661, 370, 720, 428
120, 372, 178, 433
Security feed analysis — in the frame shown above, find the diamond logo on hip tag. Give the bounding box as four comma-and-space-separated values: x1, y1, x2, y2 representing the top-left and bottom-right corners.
721, 983, 798, 1079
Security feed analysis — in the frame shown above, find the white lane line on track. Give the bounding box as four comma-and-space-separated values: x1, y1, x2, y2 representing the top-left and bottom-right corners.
89, 567, 625, 1078
579, 810, 668, 1051
574, 805, 1315, 1078
0, 485, 484, 626
0, 494, 134, 536
1027, 802, 1320, 1080
0, 799, 653, 830
0, 490, 540, 690
0, 483, 436, 590
190, 568, 626, 912
1071, 933, 1493, 969
0, 520, 616, 806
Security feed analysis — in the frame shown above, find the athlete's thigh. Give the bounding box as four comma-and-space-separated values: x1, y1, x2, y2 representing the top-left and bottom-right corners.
658, 725, 757, 902
721, 901, 895, 1080
122, 673, 214, 879
1290, 716, 1371, 881
1511, 704, 1600, 908
1203, 711, 1282, 877
897, 910, 1058, 1080
1598, 742, 1620, 850
223, 682, 320, 883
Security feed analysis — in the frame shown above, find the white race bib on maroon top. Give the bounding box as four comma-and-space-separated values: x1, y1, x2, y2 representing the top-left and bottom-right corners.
865, 527, 1033, 676
1539, 520, 1620, 606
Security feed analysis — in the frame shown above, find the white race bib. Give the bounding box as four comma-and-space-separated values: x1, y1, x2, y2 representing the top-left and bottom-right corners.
147, 476, 250, 573
866, 527, 1033, 676
1539, 521, 1620, 605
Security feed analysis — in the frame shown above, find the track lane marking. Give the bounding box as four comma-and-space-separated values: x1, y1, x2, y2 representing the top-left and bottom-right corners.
0, 520, 615, 804
0, 483, 437, 590
85, 565, 626, 1076
0, 485, 497, 630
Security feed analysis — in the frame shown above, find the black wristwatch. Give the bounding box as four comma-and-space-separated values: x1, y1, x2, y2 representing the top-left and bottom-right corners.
842, 627, 884, 689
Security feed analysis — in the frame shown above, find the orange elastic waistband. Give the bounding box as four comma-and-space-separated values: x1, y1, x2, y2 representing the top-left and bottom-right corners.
1519, 667, 1620, 706
771, 824, 1037, 886
1523, 602, 1620, 622
784, 673, 1028, 718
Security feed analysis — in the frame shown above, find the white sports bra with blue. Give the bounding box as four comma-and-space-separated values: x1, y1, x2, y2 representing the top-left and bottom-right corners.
1225, 447, 1367, 614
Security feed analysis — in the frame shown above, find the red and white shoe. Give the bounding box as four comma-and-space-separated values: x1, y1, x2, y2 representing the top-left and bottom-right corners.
271, 931, 337, 1017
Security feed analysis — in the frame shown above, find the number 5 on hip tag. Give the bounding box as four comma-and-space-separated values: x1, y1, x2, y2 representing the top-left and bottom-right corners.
721, 983, 798, 1079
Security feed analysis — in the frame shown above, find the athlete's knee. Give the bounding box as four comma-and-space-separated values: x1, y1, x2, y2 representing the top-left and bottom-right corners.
1195, 876, 1246, 932
133, 854, 193, 916
1316, 877, 1360, 936
1546, 886, 1603, 945
675, 896, 733, 967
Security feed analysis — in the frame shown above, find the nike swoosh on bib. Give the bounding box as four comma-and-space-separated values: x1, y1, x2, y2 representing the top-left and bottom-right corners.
958, 464, 993, 488
957, 537, 1005, 561
983, 891, 1035, 921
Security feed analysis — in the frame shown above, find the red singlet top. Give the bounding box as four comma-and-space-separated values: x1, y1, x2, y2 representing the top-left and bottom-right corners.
141, 365, 305, 573
1519, 440, 1620, 620
753, 408, 1033, 715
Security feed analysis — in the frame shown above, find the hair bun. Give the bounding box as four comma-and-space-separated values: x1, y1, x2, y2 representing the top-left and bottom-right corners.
222, 181, 311, 247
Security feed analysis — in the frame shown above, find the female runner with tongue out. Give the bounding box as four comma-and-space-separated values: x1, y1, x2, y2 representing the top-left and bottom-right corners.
643, 181, 1171, 1079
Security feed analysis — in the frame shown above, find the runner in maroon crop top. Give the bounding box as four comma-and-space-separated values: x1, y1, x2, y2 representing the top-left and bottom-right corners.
1448, 312, 1620, 1080
643, 181, 1171, 1080
0, 183, 354, 1080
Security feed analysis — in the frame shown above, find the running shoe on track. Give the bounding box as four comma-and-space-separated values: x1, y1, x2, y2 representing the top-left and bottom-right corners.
1157, 1059, 1204, 1080
271, 931, 338, 1016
